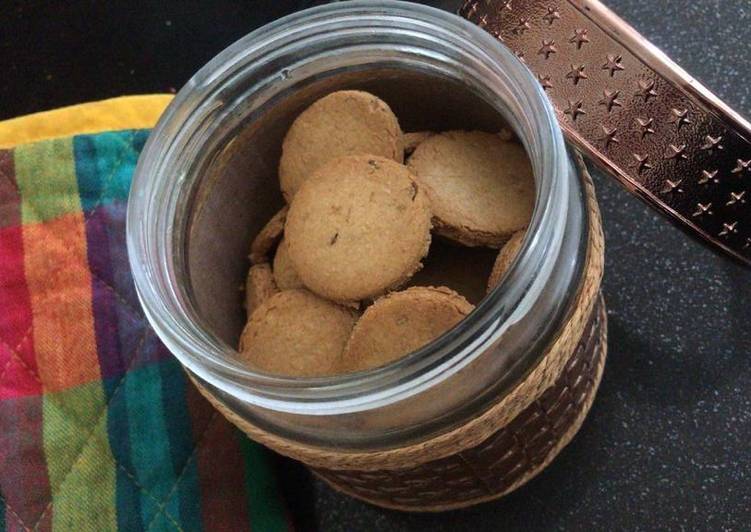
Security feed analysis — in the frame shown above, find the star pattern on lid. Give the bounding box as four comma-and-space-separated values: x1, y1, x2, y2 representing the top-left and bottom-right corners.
700, 135, 724, 152
699, 169, 720, 185
600, 125, 620, 148
512, 17, 531, 35
669, 108, 691, 130
693, 202, 713, 217
631, 153, 653, 175
660, 178, 684, 194
665, 144, 688, 160
602, 54, 625, 76
598, 89, 622, 112
726, 190, 747, 206
692, 202, 714, 218
732, 159, 751, 174
538, 39, 558, 59
569, 28, 590, 49
563, 99, 586, 121
538, 74, 553, 90
565, 64, 588, 85
635, 117, 655, 138
719, 221, 739, 237
635, 79, 658, 102
542, 7, 561, 26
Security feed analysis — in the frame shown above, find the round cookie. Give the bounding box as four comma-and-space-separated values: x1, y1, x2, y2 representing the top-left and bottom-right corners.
273, 238, 304, 290
487, 230, 526, 292
285, 155, 432, 303
342, 286, 474, 373
238, 289, 357, 377
279, 90, 404, 200
249, 206, 287, 264
245, 263, 279, 317
407, 130, 535, 248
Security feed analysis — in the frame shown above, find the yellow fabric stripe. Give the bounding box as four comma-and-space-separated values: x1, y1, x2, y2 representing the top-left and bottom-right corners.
0, 95, 173, 149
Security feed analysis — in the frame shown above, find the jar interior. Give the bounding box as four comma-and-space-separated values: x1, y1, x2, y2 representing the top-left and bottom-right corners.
186, 67, 513, 349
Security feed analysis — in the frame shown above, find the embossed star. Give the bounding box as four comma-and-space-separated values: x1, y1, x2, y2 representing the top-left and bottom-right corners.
699, 169, 720, 185
542, 7, 561, 25
538, 74, 553, 90
692, 202, 713, 217
569, 28, 590, 49
602, 54, 625, 76
538, 39, 557, 59
727, 190, 747, 206
598, 89, 622, 112
635, 117, 655, 138
660, 178, 683, 194
669, 108, 691, 130
461, 1, 479, 18
635, 79, 658, 102
630, 153, 652, 175
700, 135, 724, 151
600, 125, 620, 148
478, 13, 490, 27
563, 99, 586, 121
514, 50, 526, 64
732, 159, 751, 174
512, 17, 531, 34
566, 64, 588, 85
719, 221, 739, 237
666, 143, 688, 160
499, 0, 513, 10
488, 23, 503, 40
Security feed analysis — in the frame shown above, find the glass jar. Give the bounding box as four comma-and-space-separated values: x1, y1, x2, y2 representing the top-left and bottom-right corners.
127, 0, 603, 510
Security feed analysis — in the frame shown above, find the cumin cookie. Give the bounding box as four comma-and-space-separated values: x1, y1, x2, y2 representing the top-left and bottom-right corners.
249, 206, 287, 264
285, 155, 432, 303
238, 289, 357, 377
272, 238, 304, 291
407, 130, 534, 248
342, 286, 474, 373
245, 264, 278, 316
487, 230, 526, 292
279, 90, 403, 200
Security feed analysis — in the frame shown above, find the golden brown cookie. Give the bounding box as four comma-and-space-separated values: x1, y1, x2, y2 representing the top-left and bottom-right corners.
238, 289, 357, 377
403, 131, 435, 156
285, 155, 432, 303
279, 90, 404, 200
342, 286, 474, 373
407, 130, 535, 248
487, 230, 526, 292
272, 238, 304, 291
245, 263, 278, 316
249, 206, 288, 264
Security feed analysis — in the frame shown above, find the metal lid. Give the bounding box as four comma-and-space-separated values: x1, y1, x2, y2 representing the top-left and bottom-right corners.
460, 0, 751, 266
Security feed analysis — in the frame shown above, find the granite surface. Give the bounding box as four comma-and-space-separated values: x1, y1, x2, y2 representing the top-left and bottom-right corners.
3, 0, 750, 529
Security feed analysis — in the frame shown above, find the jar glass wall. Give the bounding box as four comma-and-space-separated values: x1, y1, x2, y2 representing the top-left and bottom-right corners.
127, 0, 588, 449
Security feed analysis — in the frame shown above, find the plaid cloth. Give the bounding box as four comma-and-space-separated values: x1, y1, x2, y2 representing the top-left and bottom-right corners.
0, 129, 290, 531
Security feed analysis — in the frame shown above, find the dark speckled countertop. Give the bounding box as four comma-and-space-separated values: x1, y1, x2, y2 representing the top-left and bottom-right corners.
3, 1, 750, 529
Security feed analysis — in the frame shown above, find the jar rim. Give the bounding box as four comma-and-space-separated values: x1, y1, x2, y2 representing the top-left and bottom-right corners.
126, 0, 571, 415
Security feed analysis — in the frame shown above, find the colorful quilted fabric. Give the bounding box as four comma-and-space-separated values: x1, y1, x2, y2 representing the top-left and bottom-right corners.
0, 130, 290, 531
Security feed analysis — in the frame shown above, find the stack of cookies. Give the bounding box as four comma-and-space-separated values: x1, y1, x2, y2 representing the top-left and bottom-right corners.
239, 90, 534, 377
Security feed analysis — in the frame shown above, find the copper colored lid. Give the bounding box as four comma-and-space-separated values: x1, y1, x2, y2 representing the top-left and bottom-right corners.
460, 0, 751, 266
